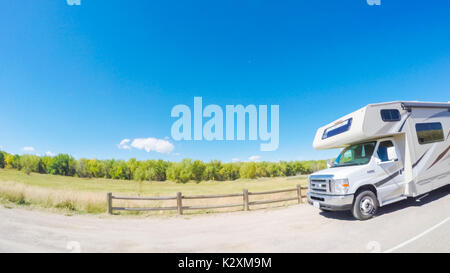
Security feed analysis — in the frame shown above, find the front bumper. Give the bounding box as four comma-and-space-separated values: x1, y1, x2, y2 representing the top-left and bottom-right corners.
307, 192, 354, 211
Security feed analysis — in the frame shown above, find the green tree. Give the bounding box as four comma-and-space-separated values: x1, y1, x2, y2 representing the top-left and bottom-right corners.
255, 162, 269, 177
39, 156, 52, 174
75, 158, 91, 178
290, 161, 309, 175
191, 160, 206, 182
0, 151, 6, 168
47, 154, 76, 176
166, 159, 193, 183
133, 163, 147, 181
19, 155, 41, 175
303, 160, 325, 173
219, 163, 240, 180
0, 149, 328, 181
266, 162, 282, 177
5, 154, 20, 169
203, 160, 223, 181
87, 159, 104, 178
102, 159, 115, 179
151, 160, 168, 181
239, 162, 257, 179
127, 158, 139, 177
109, 160, 130, 180
279, 161, 293, 176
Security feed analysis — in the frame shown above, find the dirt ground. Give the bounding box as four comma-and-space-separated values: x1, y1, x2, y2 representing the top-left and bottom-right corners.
0, 185, 449, 253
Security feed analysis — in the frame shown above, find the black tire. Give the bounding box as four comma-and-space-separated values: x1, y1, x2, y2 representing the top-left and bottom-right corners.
352, 190, 378, 220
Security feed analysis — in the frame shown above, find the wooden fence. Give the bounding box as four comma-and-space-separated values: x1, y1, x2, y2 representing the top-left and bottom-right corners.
107, 184, 308, 215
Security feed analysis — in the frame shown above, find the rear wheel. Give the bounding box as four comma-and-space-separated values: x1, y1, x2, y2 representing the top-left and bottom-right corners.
352, 190, 378, 220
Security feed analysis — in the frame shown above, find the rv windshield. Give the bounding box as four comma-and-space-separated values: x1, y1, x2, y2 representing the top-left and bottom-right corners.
332, 141, 377, 167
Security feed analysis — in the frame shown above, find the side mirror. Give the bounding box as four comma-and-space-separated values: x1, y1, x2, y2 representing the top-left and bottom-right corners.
327, 159, 334, 168
387, 146, 398, 161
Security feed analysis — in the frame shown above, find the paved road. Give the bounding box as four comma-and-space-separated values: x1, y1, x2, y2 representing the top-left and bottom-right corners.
0, 185, 448, 253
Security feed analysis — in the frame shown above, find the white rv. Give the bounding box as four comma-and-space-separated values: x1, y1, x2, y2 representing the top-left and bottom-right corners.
307, 101, 450, 220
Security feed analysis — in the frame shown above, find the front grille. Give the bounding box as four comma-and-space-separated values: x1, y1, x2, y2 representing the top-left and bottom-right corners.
309, 177, 331, 193
310, 196, 325, 201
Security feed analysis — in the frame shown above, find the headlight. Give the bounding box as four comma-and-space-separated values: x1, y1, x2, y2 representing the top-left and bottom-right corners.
330, 178, 349, 194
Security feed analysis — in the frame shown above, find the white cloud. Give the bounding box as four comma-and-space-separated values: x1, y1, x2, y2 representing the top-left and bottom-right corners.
118, 139, 131, 150
45, 151, 55, 156
119, 139, 130, 145
232, 158, 240, 162
22, 146, 35, 152
131, 138, 174, 154
119, 137, 174, 154
248, 155, 261, 162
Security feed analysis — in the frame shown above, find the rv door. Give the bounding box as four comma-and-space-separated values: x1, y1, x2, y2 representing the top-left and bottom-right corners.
374, 139, 405, 205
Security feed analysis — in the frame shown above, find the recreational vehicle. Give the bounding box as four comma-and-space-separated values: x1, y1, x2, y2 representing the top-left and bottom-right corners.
307, 101, 450, 220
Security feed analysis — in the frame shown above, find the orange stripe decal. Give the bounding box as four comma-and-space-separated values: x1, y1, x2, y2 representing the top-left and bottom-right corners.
427, 145, 450, 170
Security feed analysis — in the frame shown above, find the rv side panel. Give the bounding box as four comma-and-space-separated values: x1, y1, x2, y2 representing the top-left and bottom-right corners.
408, 107, 450, 195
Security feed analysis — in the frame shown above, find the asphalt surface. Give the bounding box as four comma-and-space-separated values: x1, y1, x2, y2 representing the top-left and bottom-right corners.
0, 185, 448, 253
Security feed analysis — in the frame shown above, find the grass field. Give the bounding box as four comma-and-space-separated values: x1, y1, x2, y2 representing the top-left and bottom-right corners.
0, 169, 309, 215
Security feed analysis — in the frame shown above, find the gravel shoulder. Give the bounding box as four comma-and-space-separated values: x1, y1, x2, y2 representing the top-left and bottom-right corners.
0, 186, 448, 253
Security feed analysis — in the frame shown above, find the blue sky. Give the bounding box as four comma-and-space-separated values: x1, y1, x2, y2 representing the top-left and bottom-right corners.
0, 0, 449, 162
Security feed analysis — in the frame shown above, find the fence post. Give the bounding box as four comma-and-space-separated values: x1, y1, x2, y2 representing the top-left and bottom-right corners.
107, 192, 112, 214
177, 192, 183, 215
243, 189, 249, 211
297, 184, 303, 204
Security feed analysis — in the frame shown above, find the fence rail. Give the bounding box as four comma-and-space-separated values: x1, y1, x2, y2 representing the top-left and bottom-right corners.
107, 184, 308, 215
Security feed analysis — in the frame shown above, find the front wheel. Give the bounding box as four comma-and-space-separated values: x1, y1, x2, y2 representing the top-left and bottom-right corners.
352, 190, 378, 220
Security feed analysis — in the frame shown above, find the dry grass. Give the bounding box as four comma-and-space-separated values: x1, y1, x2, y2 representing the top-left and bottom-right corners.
0, 181, 106, 213
0, 169, 309, 215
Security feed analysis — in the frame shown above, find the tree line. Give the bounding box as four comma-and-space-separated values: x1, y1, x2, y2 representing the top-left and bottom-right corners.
0, 151, 326, 183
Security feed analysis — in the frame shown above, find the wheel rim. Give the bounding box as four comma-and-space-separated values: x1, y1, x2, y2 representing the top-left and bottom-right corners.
359, 196, 375, 215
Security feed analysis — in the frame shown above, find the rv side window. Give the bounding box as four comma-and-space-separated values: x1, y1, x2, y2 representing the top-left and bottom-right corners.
380, 109, 400, 122
415, 122, 444, 144
322, 118, 352, 139
377, 141, 395, 162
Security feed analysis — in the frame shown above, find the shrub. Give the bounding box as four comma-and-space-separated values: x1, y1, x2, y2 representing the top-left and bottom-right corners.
19, 155, 41, 175
55, 200, 77, 211
203, 160, 223, 181
255, 162, 269, 177
240, 162, 257, 179
219, 163, 240, 180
